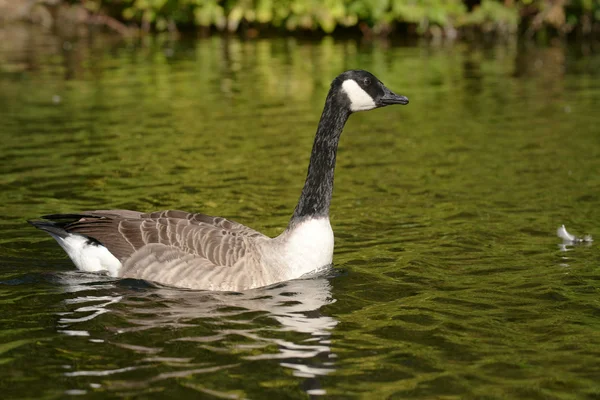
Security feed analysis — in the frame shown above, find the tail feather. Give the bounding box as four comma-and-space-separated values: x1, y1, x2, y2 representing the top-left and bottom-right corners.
28, 218, 122, 276
30, 213, 104, 238
28, 220, 70, 238
41, 213, 98, 221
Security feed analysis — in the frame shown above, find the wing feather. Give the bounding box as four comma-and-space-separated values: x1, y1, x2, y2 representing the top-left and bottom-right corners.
121, 243, 257, 291
54, 210, 268, 269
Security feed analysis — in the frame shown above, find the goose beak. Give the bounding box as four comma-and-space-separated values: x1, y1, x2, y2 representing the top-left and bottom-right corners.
380, 87, 409, 106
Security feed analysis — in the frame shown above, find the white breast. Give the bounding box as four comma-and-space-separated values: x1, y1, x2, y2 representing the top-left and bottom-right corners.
281, 218, 334, 278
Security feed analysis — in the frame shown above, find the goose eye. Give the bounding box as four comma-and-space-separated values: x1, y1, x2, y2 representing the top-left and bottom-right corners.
363, 77, 371, 86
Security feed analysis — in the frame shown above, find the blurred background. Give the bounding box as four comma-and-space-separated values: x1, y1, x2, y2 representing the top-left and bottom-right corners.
1, 1, 600, 399
1, 0, 600, 38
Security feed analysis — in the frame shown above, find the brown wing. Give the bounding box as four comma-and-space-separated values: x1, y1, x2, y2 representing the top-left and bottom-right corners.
57, 210, 267, 267
139, 210, 265, 238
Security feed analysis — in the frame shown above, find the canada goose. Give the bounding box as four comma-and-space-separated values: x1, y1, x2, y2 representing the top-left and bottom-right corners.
29, 70, 409, 292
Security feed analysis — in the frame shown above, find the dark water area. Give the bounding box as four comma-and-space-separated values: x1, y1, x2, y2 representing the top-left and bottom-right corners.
1, 26, 600, 398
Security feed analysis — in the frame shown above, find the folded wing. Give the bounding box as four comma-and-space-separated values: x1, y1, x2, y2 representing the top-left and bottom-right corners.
51, 209, 268, 269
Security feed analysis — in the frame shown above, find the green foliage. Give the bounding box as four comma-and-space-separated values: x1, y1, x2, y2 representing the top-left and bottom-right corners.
16, 0, 600, 36
462, 0, 519, 33
82, 0, 489, 33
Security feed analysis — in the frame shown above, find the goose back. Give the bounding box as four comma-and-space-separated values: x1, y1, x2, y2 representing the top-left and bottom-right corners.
61, 210, 266, 260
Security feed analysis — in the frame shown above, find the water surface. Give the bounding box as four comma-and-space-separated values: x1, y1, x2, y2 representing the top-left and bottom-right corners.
1, 27, 600, 398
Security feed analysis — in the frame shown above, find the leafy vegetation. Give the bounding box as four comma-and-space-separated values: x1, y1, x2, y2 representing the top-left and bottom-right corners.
3, 0, 600, 37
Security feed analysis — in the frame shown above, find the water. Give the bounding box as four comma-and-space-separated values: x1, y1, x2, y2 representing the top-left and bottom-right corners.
1, 27, 600, 398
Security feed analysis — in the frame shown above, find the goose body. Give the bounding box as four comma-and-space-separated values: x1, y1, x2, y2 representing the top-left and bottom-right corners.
29, 70, 408, 291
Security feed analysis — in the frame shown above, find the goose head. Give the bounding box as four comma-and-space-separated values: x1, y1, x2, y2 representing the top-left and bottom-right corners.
334, 70, 409, 113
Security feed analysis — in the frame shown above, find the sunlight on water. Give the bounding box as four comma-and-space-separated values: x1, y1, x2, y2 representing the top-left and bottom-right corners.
1, 26, 600, 398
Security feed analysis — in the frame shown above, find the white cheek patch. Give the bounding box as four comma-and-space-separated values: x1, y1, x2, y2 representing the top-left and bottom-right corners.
342, 79, 376, 112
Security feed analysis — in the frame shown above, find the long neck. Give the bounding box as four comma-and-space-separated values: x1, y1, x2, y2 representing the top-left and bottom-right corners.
290, 95, 350, 224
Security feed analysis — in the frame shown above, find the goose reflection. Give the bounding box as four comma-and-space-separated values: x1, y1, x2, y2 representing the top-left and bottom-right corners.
55, 272, 338, 394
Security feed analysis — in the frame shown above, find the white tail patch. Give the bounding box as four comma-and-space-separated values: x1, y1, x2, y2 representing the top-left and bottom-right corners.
342, 79, 376, 112
50, 233, 122, 277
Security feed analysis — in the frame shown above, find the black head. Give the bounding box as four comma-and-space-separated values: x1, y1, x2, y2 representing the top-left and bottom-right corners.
332, 70, 409, 112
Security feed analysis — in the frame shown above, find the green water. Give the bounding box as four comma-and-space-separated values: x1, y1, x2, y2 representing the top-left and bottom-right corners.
1, 27, 600, 398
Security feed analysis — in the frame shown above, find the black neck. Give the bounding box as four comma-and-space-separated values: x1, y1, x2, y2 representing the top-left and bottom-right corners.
290, 92, 350, 224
